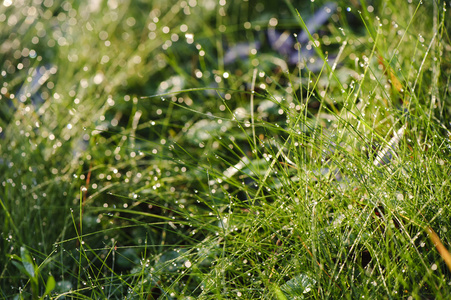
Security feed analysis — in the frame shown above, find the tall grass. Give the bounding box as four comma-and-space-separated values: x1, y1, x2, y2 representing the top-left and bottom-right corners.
1, 0, 450, 298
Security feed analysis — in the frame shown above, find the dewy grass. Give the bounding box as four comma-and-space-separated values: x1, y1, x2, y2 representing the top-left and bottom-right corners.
1, 0, 450, 299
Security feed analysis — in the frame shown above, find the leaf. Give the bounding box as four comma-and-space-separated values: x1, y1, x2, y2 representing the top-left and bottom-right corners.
273, 284, 289, 300
186, 119, 232, 143
280, 273, 316, 299
224, 2, 337, 66
11, 260, 28, 277
297, 2, 338, 44
55, 280, 73, 293
42, 276, 56, 298
20, 246, 35, 278
224, 42, 261, 65
7, 254, 22, 261
267, 28, 295, 56
156, 75, 185, 95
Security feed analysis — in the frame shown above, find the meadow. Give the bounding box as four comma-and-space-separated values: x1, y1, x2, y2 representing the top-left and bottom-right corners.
1, 0, 451, 298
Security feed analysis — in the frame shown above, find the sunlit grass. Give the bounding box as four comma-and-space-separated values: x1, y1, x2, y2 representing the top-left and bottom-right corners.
1, 0, 450, 299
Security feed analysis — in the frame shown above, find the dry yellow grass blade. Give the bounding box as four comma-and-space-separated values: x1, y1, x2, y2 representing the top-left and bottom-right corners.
427, 226, 451, 272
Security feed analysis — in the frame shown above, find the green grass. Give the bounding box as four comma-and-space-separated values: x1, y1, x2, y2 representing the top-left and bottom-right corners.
1, 0, 450, 299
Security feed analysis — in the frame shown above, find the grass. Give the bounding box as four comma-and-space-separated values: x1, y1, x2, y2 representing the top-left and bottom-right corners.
1, 0, 450, 298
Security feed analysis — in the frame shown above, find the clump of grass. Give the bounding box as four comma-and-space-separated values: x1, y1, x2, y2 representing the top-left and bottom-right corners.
1, 0, 450, 299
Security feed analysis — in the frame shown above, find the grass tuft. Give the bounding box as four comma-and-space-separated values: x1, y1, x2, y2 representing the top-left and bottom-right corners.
1, 0, 450, 298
